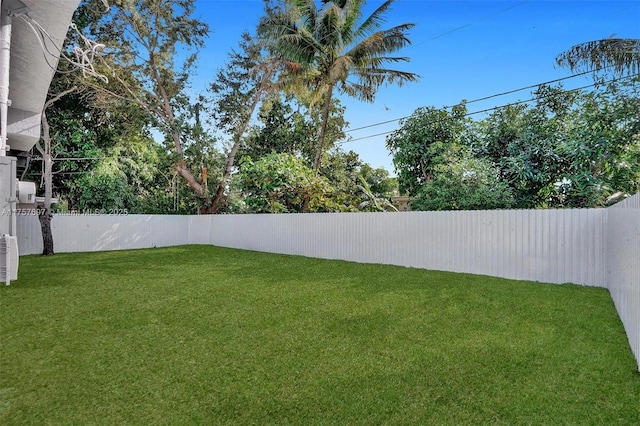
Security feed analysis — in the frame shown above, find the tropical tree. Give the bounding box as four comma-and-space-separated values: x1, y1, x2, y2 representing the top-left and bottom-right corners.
386, 104, 471, 197
240, 94, 348, 165
82, 0, 210, 202
234, 153, 338, 213
477, 85, 577, 208
477, 82, 640, 208
262, 0, 419, 169
410, 142, 514, 211
31, 1, 114, 255
359, 162, 397, 198
319, 149, 396, 211
556, 38, 640, 77
208, 30, 282, 212
356, 174, 398, 212
239, 96, 312, 160
74, 134, 179, 213
551, 80, 640, 206
36, 87, 78, 255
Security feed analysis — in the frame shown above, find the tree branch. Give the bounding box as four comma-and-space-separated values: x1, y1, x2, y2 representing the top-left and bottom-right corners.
44, 86, 78, 111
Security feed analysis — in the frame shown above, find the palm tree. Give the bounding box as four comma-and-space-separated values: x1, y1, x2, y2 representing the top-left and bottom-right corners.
556, 38, 640, 76
263, 0, 419, 169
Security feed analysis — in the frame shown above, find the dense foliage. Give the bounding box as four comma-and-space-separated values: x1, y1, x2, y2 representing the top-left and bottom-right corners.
36, 0, 398, 214
30, 1, 638, 217
261, 0, 419, 169
234, 153, 336, 213
388, 79, 640, 210
410, 142, 514, 211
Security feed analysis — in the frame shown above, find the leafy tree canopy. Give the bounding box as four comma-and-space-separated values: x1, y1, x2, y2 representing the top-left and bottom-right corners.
386, 103, 470, 197
234, 153, 338, 213
261, 0, 419, 168
388, 79, 640, 210
411, 142, 514, 211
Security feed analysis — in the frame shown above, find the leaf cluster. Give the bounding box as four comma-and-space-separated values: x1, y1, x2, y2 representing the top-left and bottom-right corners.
388, 80, 640, 210
235, 153, 337, 213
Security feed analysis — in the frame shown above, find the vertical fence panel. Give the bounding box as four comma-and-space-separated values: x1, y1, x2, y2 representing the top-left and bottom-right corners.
201, 209, 609, 287
18, 209, 610, 286
17, 214, 191, 255
607, 194, 640, 370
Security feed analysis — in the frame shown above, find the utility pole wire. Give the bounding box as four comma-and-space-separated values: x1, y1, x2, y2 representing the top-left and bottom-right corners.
32, 71, 637, 159
412, 0, 531, 46
343, 66, 615, 135
338, 73, 639, 145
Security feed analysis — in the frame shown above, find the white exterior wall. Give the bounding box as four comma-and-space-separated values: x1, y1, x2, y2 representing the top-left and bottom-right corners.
0, 157, 18, 282
0, 156, 17, 236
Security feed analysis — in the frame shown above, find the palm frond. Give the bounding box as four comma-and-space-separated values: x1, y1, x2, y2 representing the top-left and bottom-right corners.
339, 80, 376, 102
292, 0, 319, 27
556, 38, 640, 76
317, 3, 343, 49
353, 67, 419, 88
347, 25, 414, 62
259, 0, 418, 168
354, 0, 395, 39
340, 0, 366, 45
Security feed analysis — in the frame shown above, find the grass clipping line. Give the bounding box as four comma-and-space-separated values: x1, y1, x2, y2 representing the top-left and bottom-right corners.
1, 245, 639, 425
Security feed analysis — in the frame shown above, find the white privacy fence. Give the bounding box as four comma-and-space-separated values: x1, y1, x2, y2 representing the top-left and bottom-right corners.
16, 194, 640, 369
606, 195, 640, 370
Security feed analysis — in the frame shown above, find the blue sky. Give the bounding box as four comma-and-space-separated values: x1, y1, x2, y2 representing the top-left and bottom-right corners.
190, 0, 640, 173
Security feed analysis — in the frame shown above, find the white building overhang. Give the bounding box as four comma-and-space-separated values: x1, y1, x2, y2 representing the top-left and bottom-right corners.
2, 0, 80, 152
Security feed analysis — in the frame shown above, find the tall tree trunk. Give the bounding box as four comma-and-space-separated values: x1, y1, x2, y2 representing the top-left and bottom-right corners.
313, 86, 334, 170
38, 119, 55, 256
209, 71, 274, 214
36, 87, 77, 255
38, 208, 54, 256
209, 135, 242, 213
40, 149, 54, 255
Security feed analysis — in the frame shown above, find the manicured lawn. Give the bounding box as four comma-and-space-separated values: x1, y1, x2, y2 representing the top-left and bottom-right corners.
1, 245, 639, 425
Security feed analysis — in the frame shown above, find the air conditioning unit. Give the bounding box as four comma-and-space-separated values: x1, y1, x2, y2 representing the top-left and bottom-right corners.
0, 234, 19, 284
16, 180, 36, 204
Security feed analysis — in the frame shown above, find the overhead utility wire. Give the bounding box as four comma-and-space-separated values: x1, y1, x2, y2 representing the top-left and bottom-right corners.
33, 72, 637, 159
338, 73, 639, 145
345, 0, 634, 136
344, 67, 603, 134
413, 0, 531, 45
29, 157, 106, 162
344, 1, 533, 134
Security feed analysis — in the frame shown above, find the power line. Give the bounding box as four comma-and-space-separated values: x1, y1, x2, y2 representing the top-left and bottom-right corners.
343, 67, 610, 135
28, 74, 637, 159
412, 0, 531, 46
340, 0, 634, 140
23, 171, 93, 176
339, 73, 639, 145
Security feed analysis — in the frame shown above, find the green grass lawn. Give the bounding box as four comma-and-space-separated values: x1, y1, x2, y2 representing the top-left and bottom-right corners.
1, 245, 639, 425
